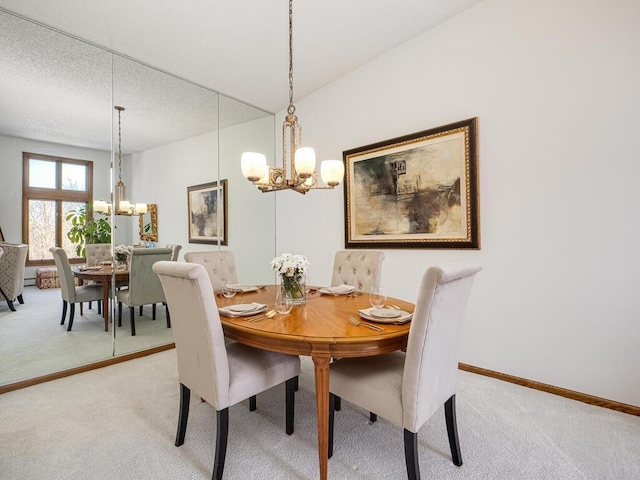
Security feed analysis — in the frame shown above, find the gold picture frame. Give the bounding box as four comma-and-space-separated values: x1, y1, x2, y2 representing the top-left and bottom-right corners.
139, 204, 158, 242
343, 118, 479, 249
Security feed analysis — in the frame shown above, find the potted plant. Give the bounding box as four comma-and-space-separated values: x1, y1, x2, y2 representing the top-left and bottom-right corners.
65, 205, 112, 257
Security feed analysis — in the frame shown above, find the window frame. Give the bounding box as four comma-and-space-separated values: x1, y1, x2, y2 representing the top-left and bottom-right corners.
22, 152, 94, 266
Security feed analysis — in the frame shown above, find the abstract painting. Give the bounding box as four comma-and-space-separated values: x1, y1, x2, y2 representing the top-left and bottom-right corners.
343, 118, 479, 248
187, 180, 228, 245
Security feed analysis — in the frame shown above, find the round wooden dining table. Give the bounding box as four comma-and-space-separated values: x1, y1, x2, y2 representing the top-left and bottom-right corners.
73, 265, 129, 331
217, 286, 414, 480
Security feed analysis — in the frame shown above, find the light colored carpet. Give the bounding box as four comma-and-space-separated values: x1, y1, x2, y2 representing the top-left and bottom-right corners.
0, 286, 174, 385
1, 350, 638, 479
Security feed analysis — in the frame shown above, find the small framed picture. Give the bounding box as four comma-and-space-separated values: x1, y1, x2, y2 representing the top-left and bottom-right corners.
187, 180, 228, 245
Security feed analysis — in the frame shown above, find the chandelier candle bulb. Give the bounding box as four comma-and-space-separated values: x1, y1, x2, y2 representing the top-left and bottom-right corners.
294, 147, 316, 177
241, 152, 268, 181
321, 160, 345, 186
135, 203, 148, 214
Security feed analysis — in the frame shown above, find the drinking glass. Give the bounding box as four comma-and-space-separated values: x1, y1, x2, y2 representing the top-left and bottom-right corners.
369, 285, 386, 309
275, 289, 293, 314
222, 280, 237, 298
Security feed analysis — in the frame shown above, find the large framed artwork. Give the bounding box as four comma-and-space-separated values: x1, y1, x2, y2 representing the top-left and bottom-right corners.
187, 180, 228, 245
343, 117, 479, 249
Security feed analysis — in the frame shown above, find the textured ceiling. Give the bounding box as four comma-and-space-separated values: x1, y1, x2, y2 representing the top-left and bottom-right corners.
0, 0, 483, 152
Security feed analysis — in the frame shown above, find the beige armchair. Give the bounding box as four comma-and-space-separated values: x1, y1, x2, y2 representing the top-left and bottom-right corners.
183, 250, 237, 292
153, 261, 300, 480
328, 261, 482, 479
0, 243, 28, 311
331, 250, 385, 293
116, 247, 172, 336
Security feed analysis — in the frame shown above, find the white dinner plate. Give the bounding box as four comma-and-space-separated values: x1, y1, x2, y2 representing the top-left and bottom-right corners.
358, 308, 413, 324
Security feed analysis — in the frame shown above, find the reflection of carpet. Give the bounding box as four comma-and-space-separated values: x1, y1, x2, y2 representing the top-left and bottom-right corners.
0, 286, 174, 386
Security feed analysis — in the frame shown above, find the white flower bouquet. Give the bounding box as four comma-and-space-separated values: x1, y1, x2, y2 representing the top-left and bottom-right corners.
270, 253, 309, 304
115, 244, 132, 263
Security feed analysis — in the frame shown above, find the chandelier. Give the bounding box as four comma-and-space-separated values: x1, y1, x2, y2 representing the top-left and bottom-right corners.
94, 106, 148, 215
241, 0, 344, 194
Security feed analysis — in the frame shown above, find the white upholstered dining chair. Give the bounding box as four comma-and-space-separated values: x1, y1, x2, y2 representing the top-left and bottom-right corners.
331, 250, 385, 293
153, 261, 300, 480
328, 261, 482, 480
49, 247, 103, 330
183, 250, 237, 292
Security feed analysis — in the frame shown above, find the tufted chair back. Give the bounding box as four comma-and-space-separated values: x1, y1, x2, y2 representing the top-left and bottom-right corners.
183, 250, 237, 291
331, 250, 385, 292
0, 243, 29, 306
49, 247, 78, 303
85, 243, 111, 266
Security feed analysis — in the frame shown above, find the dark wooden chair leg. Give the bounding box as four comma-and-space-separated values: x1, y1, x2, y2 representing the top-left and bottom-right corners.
1, 288, 15, 311
118, 302, 123, 327
175, 383, 191, 446
60, 300, 68, 325
79, 302, 83, 316
213, 408, 229, 480
97, 300, 101, 315
445, 394, 463, 466
67, 303, 75, 331
369, 412, 377, 423
328, 393, 336, 459
285, 377, 295, 435
130, 307, 136, 336
404, 429, 420, 480
89, 301, 92, 309
139, 305, 143, 316
152, 303, 157, 320
249, 395, 257, 411
334, 396, 342, 411
293, 375, 299, 391
17, 294, 24, 304
166, 305, 171, 328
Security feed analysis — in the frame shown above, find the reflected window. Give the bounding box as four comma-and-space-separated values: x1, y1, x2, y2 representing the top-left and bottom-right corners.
22, 152, 93, 265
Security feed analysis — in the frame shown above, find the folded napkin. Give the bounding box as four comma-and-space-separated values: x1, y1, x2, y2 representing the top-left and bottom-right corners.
321, 284, 356, 295
232, 284, 259, 293
218, 302, 267, 317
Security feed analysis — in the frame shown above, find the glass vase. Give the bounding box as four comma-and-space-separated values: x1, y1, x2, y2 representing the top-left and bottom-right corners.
280, 274, 306, 305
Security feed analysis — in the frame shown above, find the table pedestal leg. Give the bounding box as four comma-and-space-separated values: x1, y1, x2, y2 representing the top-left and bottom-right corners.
102, 282, 110, 331
312, 355, 331, 480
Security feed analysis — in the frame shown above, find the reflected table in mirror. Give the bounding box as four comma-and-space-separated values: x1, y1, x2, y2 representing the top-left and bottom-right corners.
217, 285, 414, 480
73, 266, 129, 331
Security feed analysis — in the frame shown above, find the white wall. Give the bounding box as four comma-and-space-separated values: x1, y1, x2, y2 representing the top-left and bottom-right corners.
0, 134, 111, 279
275, 0, 640, 406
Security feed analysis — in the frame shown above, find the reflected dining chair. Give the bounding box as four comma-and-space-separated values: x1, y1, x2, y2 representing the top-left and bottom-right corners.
166, 244, 182, 262
49, 247, 103, 331
85, 242, 111, 313
116, 247, 172, 336
328, 261, 482, 480
331, 250, 385, 293
153, 261, 300, 480
183, 250, 237, 292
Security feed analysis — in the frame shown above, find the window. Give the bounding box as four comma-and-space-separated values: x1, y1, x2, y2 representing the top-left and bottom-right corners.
22, 152, 93, 266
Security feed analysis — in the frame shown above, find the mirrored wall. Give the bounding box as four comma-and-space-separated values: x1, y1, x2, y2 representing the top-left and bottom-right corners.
0, 8, 276, 387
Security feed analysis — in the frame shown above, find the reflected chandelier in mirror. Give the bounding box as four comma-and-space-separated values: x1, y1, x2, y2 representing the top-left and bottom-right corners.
139, 204, 158, 242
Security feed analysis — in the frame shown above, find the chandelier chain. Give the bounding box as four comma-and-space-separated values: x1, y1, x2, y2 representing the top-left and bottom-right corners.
116, 106, 123, 182
287, 0, 295, 115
